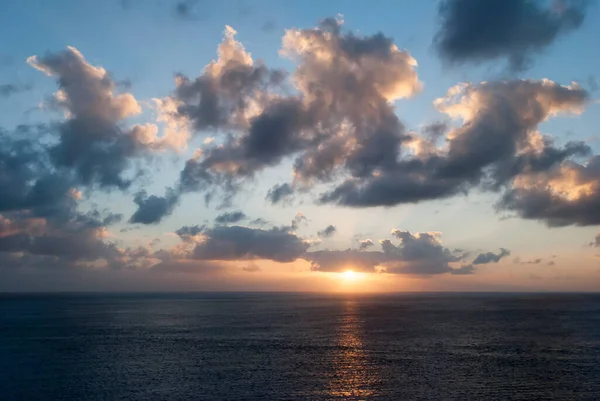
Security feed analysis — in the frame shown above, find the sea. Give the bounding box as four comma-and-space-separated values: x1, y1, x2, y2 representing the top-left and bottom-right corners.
1, 292, 599, 400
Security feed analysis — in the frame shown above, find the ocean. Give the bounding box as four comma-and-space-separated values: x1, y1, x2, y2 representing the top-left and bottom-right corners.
1, 292, 599, 400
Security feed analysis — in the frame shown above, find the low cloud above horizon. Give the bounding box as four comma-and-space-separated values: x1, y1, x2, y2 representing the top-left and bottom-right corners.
1, 0, 599, 292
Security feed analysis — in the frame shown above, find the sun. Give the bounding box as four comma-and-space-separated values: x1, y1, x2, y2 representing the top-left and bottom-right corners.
342, 270, 358, 280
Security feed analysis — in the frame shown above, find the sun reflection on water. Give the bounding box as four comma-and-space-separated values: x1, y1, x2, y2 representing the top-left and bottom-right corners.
326, 299, 382, 399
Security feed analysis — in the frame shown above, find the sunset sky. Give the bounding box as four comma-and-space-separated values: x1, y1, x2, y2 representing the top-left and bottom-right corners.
1, 0, 600, 292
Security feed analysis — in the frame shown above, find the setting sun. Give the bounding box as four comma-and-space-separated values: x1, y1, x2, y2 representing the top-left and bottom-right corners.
342, 270, 359, 280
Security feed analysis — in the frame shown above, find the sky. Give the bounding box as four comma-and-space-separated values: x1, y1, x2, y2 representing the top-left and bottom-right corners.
1, 0, 599, 292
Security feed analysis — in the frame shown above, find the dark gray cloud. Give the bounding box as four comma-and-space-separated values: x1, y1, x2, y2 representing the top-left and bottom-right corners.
317, 225, 337, 238
130, 189, 179, 224
473, 248, 511, 264
434, 0, 587, 71
187, 225, 310, 263
266, 183, 294, 204
215, 210, 247, 224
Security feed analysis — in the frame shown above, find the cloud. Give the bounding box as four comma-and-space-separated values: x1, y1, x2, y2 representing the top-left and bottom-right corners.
0, 191, 146, 272
184, 225, 310, 263
150, 259, 224, 275
473, 248, 511, 264
320, 79, 590, 207
434, 0, 587, 71
215, 210, 247, 224
513, 257, 543, 264
0, 83, 31, 98
249, 217, 268, 226
129, 189, 179, 224
242, 263, 261, 272
175, 225, 206, 239
0, 121, 151, 273
0, 125, 68, 217
499, 155, 600, 226
266, 183, 294, 204
306, 229, 483, 275
165, 25, 285, 134
27, 46, 178, 190
261, 20, 277, 33
359, 239, 374, 250
306, 249, 383, 273
317, 225, 337, 238
174, 0, 200, 19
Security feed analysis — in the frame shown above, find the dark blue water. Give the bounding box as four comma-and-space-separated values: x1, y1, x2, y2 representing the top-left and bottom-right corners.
1, 293, 599, 400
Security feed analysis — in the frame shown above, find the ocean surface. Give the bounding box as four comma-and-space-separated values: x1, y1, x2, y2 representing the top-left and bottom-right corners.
1, 293, 599, 400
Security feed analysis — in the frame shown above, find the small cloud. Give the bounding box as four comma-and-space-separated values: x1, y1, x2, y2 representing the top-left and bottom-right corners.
290, 212, 308, 230
513, 256, 543, 265
0, 83, 31, 98
242, 264, 261, 273
359, 239, 374, 250
317, 225, 337, 238
473, 248, 510, 265
266, 183, 294, 205
262, 20, 277, 33
174, 0, 203, 20
249, 218, 268, 227
215, 210, 247, 224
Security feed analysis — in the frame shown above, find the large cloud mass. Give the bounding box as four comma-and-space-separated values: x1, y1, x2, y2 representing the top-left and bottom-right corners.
131, 17, 423, 222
